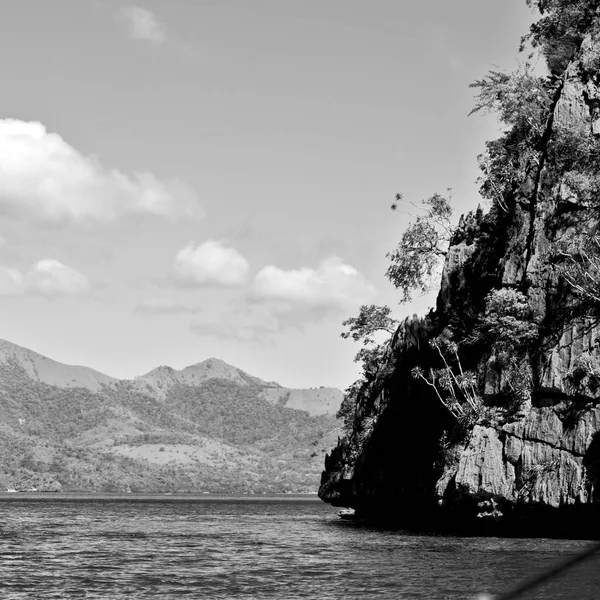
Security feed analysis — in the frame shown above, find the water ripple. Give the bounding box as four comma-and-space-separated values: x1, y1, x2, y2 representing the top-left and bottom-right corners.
0, 497, 598, 599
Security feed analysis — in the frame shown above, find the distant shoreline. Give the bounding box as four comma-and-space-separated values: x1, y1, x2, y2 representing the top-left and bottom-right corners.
0, 491, 322, 502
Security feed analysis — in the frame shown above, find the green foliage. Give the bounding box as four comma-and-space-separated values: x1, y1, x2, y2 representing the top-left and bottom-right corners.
336, 379, 366, 435
565, 352, 600, 397
412, 291, 538, 418
337, 192, 453, 438
557, 236, 600, 305
524, 0, 600, 75
341, 304, 398, 345
411, 331, 481, 420
480, 288, 539, 348
386, 192, 454, 302
470, 68, 551, 135
352, 344, 388, 374
0, 361, 338, 493
548, 119, 600, 203
335, 0, 600, 447
471, 65, 553, 215
518, 2, 600, 307
550, 124, 600, 307
167, 379, 329, 448
478, 289, 538, 408
338, 305, 399, 434
470, 1, 600, 220
580, 34, 600, 72
340, 305, 396, 373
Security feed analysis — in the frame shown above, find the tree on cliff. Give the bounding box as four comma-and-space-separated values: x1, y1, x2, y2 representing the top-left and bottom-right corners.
341, 304, 398, 345
386, 192, 454, 302
338, 0, 600, 433
323, 0, 600, 524
338, 305, 399, 432
340, 193, 453, 360
469, 0, 600, 311
338, 191, 455, 433
341, 305, 398, 383
525, 0, 600, 75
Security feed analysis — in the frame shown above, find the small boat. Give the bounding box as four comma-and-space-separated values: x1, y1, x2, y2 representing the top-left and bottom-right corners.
338, 508, 356, 520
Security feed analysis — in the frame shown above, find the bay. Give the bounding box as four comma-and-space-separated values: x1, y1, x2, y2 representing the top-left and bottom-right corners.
0, 494, 598, 599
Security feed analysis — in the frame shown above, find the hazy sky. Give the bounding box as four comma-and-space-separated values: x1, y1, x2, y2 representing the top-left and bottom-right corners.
0, 0, 537, 388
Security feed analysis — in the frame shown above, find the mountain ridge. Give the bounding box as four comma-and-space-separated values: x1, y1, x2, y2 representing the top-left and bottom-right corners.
0, 338, 343, 493
134, 357, 282, 398
0, 338, 340, 415
0, 338, 118, 391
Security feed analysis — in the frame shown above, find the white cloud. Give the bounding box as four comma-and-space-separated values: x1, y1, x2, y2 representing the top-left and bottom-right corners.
188, 257, 377, 342
118, 6, 166, 46
0, 119, 199, 222
0, 259, 89, 297
28, 259, 90, 296
185, 257, 375, 342
251, 256, 376, 310
174, 240, 249, 287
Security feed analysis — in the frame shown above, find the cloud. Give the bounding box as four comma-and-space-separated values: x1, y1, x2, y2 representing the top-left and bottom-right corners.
118, 6, 166, 45
136, 296, 203, 314
191, 316, 278, 343
190, 305, 280, 343
28, 260, 90, 296
0, 259, 90, 297
251, 256, 376, 311
187, 257, 376, 343
174, 241, 249, 287
0, 119, 199, 222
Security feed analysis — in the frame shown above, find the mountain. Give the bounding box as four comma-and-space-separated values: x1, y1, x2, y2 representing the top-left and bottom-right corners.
259, 387, 344, 416
127, 357, 340, 416
0, 339, 343, 493
135, 358, 277, 395
0, 339, 117, 391
320, 5, 600, 534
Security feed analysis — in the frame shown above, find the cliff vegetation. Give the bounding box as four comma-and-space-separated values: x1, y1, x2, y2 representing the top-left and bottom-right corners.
320, 0, 600, 535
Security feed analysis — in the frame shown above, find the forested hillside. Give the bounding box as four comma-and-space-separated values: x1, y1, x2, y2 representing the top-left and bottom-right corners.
0, 341, 342, 493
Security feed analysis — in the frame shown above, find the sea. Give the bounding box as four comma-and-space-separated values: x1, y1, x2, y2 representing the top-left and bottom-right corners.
0, 494, 599, 600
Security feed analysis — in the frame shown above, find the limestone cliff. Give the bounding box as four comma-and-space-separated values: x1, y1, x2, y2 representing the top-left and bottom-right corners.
319, 7, 600, 534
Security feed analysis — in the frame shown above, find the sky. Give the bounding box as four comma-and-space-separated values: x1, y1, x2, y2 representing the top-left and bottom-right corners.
0, 0, 538, 389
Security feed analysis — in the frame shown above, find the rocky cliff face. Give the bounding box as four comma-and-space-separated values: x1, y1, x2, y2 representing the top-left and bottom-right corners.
319, 21, 600, 533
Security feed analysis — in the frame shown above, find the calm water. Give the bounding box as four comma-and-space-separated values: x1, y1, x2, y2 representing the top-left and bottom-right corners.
0, 495, 599, 599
